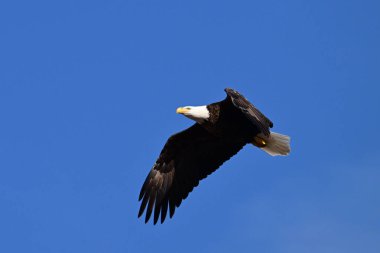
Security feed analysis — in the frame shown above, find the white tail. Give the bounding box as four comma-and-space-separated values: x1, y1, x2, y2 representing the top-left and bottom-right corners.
260, 132, 291, 156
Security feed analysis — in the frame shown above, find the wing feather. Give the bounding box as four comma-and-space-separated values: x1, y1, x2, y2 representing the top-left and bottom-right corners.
224, 88, 273, 136
138, 123, 245, 224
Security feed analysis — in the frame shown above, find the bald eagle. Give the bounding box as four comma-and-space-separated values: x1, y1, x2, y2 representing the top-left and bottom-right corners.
138, 88, 290, 224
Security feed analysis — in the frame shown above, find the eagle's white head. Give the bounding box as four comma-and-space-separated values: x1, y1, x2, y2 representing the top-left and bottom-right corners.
176, 106, 210, 123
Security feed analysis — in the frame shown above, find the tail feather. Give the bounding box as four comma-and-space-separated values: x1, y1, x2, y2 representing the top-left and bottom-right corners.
259, 132, 290, 156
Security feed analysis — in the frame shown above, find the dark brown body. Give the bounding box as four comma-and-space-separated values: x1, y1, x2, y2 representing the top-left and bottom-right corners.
204, 99, 262, 142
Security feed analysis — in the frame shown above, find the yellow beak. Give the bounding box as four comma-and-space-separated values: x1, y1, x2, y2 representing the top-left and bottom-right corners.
176, 107, 189, 114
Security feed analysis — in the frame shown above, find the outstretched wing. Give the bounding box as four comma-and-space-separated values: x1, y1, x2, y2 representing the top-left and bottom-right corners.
138, 123, 246, 224
225, 88, 273, 136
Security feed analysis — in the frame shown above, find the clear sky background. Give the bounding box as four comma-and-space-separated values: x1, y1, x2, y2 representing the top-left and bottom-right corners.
1, 1, 379, 252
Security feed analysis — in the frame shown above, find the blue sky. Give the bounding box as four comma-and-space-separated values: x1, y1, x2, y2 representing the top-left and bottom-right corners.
1, 0, 379, 252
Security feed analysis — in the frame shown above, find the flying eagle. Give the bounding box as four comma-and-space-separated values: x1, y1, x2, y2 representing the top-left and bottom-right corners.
138, 88, 290, 224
